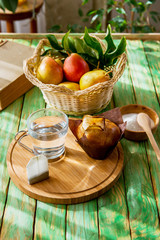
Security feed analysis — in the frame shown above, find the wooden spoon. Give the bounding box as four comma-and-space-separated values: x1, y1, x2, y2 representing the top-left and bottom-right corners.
137, 113, 160, 162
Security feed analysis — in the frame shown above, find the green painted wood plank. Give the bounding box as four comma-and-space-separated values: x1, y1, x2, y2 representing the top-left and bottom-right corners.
0, 87, 45, 239
66, 200, 98, 240
126, 40, 159, 109
0, 98, 23, 231
98, 176, 130, 240
123, 140, 160, 239
98, 60, 132, 240
142, 41, 160, 219
0, 39, 33, 235
0, 180, 35, 240
143, 41, 160, 103
113, 40, 160, 239
31, 39, 41, 49
12, 39, 32, 46
35, 202, 66, 240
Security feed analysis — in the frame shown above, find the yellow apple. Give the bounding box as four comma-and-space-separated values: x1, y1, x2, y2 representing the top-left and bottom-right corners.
79, 69, 110, 90
37, 56, 63, 84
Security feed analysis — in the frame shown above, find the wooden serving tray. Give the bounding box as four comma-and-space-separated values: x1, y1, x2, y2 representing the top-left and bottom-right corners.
7, 129, 124, 204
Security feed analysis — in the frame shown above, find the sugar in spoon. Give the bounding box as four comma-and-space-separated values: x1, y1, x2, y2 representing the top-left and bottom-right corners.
137, 113, 160, 162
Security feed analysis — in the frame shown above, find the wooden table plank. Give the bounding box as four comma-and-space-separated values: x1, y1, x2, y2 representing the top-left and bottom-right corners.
35, 202, 66, 239
0, 98, 23, 232
0, 39, 31, 237
126, 40, 159, 110
98, 60, 132, 240
0, 86, 45, 239
66, 200, 98, 240
143, 41, 160, 103
113, 40, 160, 239
98, 176, 131, 240
142, 40, 160, 217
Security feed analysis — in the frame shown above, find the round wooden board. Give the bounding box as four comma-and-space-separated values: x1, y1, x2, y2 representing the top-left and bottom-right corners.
7, 129, 124, 204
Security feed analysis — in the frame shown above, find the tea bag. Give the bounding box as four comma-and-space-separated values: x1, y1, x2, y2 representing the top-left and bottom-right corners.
26, 155, 49, 184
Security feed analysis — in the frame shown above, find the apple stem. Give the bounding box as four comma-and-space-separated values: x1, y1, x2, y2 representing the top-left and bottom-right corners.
97, 61, 100, 69
66, 51, 70, 56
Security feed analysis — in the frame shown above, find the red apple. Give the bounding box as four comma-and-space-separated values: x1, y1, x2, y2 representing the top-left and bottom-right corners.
37, 57, 63, 84
63, 53, 89, 82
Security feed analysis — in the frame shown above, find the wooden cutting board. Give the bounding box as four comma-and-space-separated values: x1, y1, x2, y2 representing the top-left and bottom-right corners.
0, 40, 34, 110
7, 128, 124, 204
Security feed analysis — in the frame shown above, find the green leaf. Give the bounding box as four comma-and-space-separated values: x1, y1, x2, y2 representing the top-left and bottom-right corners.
146, 0, 152, 5
62, 31, 76, 52
2, 0, 18, 13
46, 34, 63, 50
0, 0, 5, 11
78, 8, 83, 17
150, 11, 159, 15
58, 50, 69, 58
81, 0, 89, 5
78, 53, 99, 68
137, 2, 146, 12
105, 36, 126, 66
90, 14, 99, 24
82, 17, 89, 22
108, 0, 115, 5
96, 23, 102, 31
104, 24, 116, 53
84, 27, 103, 61
149, 0, 157, 3
107, 7, 113, 14
130, 0, 137, 6
68, 37, 77, 52
74, 38, 98, 59
151, 15, 158, 23
87, 28, 97, 33
48, 25, 61, 33
116, 7, 126, 15
41, 49, 68, 58
74, 38, 86, 53
41, 49, 54, 57
87, 9, 97, 16
96, 8, 105, 16
62, 30, 70, 49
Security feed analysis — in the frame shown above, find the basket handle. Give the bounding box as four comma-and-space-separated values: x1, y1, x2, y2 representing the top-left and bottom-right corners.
111, 53, 127, 86
32, 39, 49, 63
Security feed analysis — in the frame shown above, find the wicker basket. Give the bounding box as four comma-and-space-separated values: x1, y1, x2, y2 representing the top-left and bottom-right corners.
23, 38, 127, 116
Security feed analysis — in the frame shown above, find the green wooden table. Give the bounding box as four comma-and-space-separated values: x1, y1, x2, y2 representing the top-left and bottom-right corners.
0, 33, 160, 239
